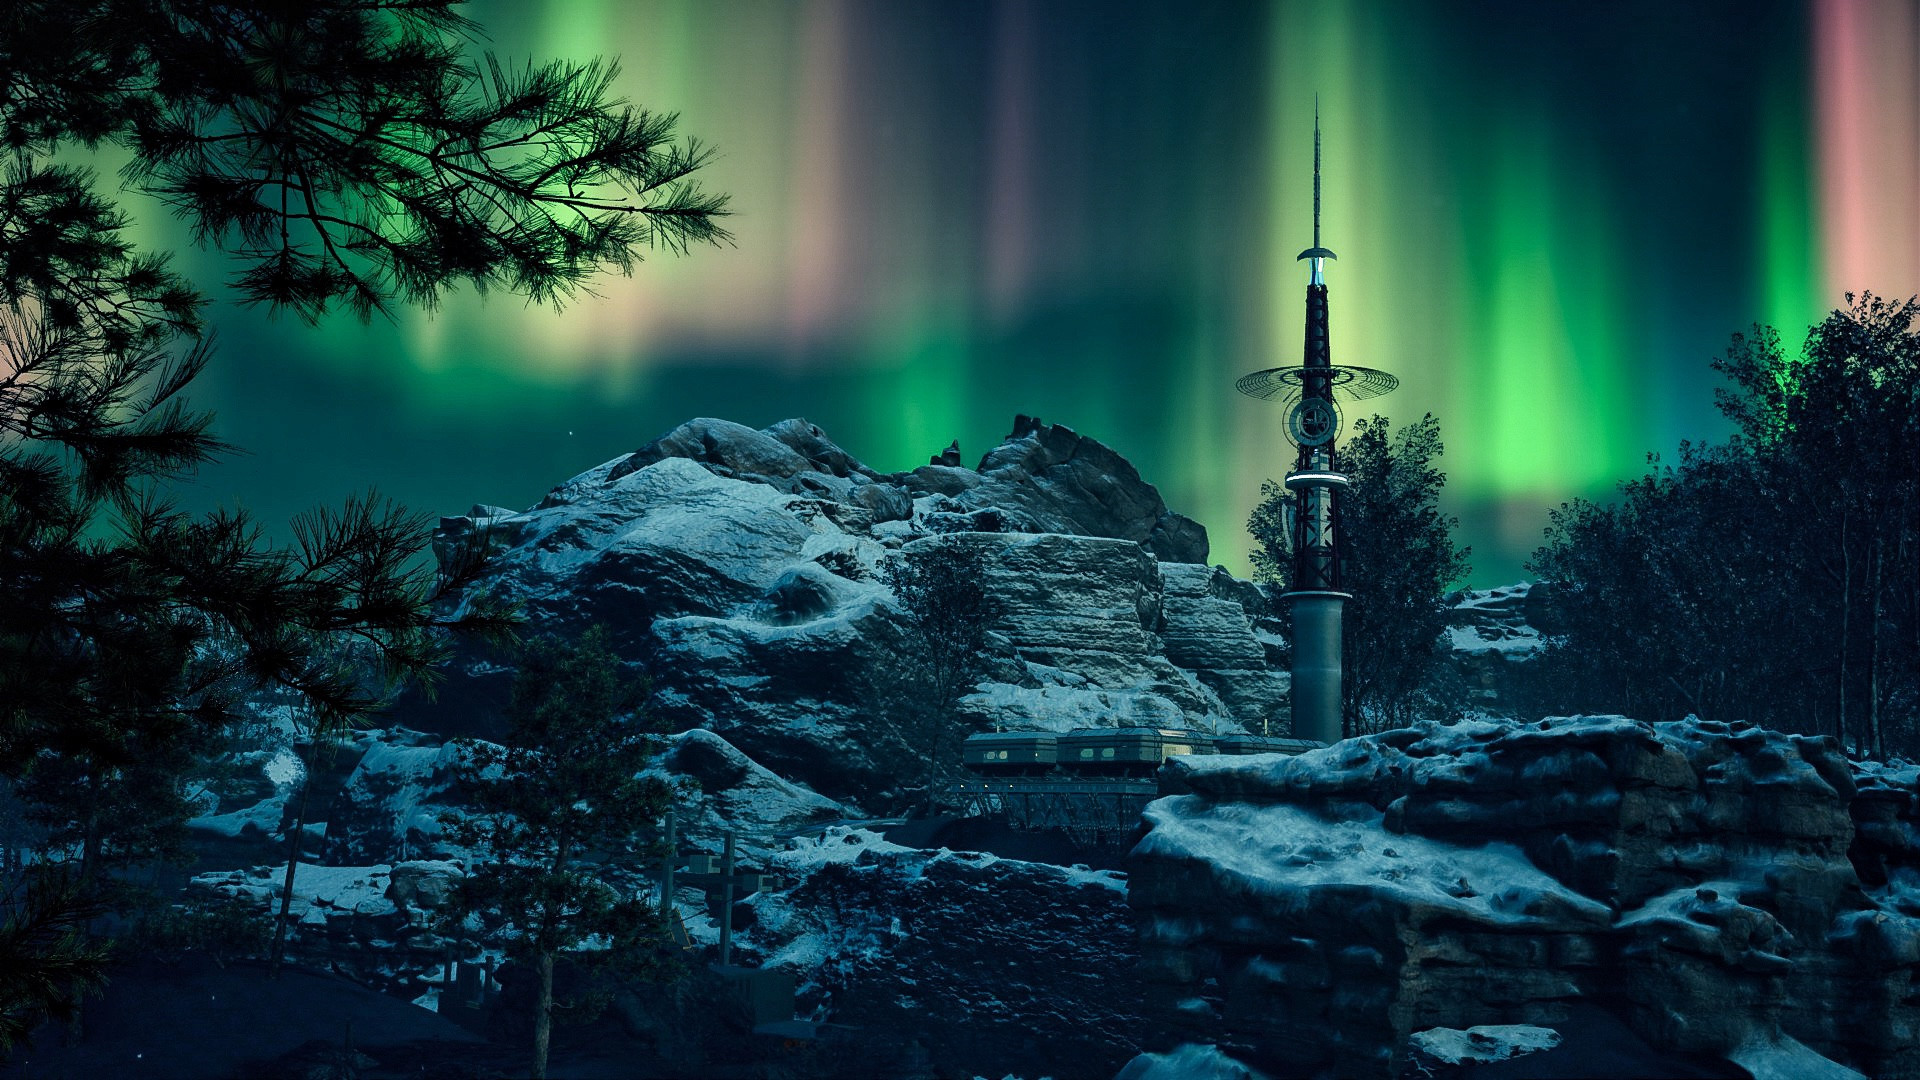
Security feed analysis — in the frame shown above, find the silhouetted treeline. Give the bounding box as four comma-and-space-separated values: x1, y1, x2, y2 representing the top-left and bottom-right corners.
1529, 294, 1920, 760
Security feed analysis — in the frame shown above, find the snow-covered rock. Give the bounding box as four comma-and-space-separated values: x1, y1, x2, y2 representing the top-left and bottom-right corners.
1407, 1023, 1560, 1066
1129, 715, 1920, 1078
646, 728, 852, 847
322, 728, 468, 864
1440, 583, 1548, 716
602, 415, 1208, 563
318, 724, 849, 868
403, 416, 1289, 808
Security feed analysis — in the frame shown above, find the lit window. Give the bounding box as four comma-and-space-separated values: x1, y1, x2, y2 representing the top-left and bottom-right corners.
1101, 748, 1116, 759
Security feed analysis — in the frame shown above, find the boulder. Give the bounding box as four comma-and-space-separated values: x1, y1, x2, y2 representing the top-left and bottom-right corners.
386, 860, 464, 911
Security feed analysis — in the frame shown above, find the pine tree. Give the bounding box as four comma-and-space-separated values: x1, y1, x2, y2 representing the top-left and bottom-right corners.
441, 628, 677, 1080
0, 0, 726, 1041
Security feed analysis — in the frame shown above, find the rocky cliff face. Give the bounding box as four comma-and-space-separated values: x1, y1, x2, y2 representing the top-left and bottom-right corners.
1127, 715, 1915, 1078
409, 417, 1285, 809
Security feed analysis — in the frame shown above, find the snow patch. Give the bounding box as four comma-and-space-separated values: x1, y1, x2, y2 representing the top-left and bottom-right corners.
1728, 1032, 1867, 1080
1134, 797, 1611, 928
1409, 1024, 1561, 1065
1114, 1043, 1272, 1080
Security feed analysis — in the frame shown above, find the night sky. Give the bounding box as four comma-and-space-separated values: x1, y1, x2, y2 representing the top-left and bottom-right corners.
137, 0, 1920, 585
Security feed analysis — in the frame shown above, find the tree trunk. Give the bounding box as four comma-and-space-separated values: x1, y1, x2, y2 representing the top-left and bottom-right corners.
268, 742, 319, 978
1870, 535, 1886, 761
68, 769, 104, 1046
1839, 512, 1852, 751
532, 949, 555, 1080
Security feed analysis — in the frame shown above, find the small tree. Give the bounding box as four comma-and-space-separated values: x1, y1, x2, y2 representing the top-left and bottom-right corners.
442, 627, 676, 1080
1248, 413, 1471, 735
884, 539, 1003, 814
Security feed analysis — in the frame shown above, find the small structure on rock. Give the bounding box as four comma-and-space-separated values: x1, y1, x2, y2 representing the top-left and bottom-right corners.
1235, 105, 1398, 744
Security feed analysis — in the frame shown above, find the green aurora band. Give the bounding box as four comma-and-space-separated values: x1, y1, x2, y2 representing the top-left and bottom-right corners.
129, 1, 1885, 586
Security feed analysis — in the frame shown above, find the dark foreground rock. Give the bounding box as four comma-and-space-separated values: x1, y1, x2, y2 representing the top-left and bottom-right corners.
2, 957, 488, 1080
1128, 716, 1911, 1079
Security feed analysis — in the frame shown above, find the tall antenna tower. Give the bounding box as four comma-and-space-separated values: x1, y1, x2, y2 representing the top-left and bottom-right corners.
1234, 104, 1398, 743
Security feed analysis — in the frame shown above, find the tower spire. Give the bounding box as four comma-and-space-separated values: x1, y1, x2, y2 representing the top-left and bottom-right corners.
1297, 97, 1335, 286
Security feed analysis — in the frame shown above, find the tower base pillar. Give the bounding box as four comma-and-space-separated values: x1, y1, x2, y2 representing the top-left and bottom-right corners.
1285, 591, 1348, 744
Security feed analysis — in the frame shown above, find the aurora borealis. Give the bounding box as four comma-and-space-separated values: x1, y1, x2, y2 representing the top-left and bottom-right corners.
147, 0, 1920, 585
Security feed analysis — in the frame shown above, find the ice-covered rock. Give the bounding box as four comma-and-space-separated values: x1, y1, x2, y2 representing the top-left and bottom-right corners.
1129, 715, 1920, 1078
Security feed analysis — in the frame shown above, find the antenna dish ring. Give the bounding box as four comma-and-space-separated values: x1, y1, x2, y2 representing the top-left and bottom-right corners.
1234, 364, 1400, 402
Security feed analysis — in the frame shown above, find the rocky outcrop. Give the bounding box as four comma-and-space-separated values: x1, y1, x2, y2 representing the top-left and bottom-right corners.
322, 728, 468, 864
599, 415, 1207, 564
1128, 716, 1915, 1078
645, 728, 852, 847
960, 418, 1208, 563
1440, 583, 1546, 717
1158, 563, 1290, 725
730, 828, 1150, 1079
408, 417, 1285, 808
322, 726, 850, 866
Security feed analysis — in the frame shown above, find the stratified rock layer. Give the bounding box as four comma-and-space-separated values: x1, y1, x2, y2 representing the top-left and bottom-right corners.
1128, 716, 1919, 1079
